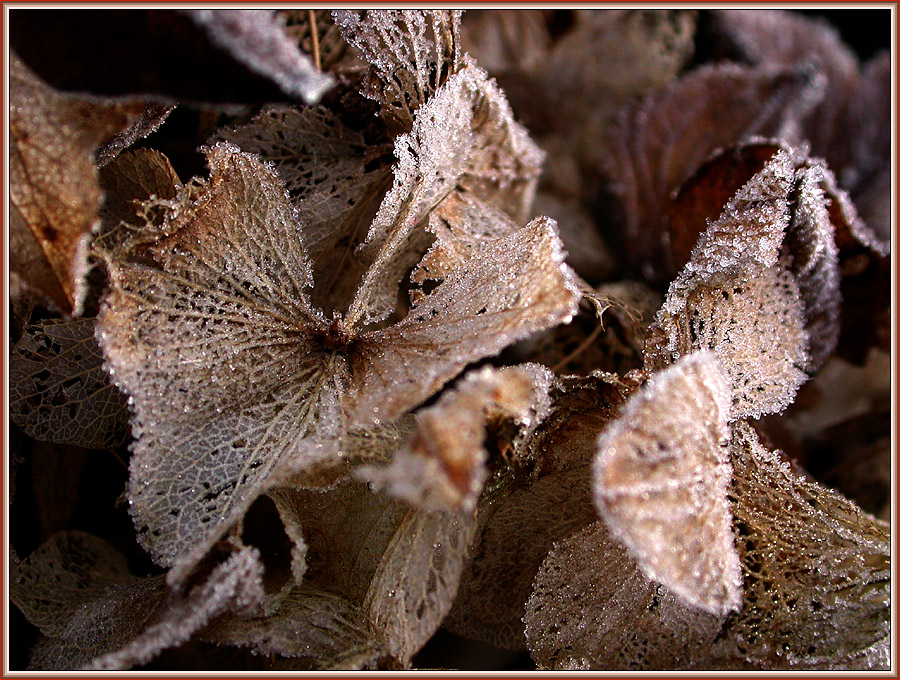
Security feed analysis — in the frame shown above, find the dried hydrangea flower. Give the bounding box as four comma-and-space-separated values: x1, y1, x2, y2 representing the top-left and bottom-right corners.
447, 371, 637, 649
98, 139, 578, 582
12, 532, 264, 670
524, 520, 723, 670
594, 351, 742, 616
334, 10, 462, 134
9, 52, 146, 314
10, 318, 129, 448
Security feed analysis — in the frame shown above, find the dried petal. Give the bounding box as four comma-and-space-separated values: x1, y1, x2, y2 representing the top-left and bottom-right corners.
202, 582, 390, 670
710, 422, 890, 669
524, 521, 723, 670
358, 364, 553, 513
334, 10, 462, 133
601, 63, 822, 282
447, 372, 633, 649
645, 148, 811, 419
271, 481, 475, 667
594, 352, 742, 616
346, 217, 580, 428
10, 318, 129, 448
9, 52, 143, 313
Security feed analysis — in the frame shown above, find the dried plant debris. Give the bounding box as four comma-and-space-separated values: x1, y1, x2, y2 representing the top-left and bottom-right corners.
594, 352, 742, 616
9, 52, 146, 314
12, 532, 265, 670
359, 364, 553, 513
11, 318, 130, 448
712, 422, 890, 669
8, 9, 890, 672
10, 10, 332, 105
524, 521, 723, 670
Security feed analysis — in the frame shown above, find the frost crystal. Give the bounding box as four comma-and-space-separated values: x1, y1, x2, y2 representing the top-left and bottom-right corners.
594, 352, 742, 616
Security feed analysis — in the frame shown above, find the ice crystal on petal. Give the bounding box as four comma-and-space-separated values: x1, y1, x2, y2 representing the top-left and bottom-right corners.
333, 10, 462, 133
11, 318, 129, 448
645, 147, 812, 419
710, 422, 890, 669
594, 352, 741, 616
359, 364, 553, 513
524, 521, 723, 670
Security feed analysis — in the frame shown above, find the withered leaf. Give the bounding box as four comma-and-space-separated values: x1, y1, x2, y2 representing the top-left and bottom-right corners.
644, 146, 812, 420
10, 318, 130, 449
10, 10, 332, 105
524, 521, 723, 670
446, 372, 634, 649
358, 364, 553, 513
202, 582, 390, 670
710, 422, 890, 670
98, 142, 577, 579
601, 62, 822, 282
12, 532, 266, 671
9, 52, 145, 314
334, 10, 462, 134
667, 141, 842, 373
270, 480, 475, 667
594, 352, 742, 616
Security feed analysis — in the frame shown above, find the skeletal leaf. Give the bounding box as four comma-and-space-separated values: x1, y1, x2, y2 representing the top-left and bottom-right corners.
601, 63, 822, 282
271, 481, 475, 667
644, 147, 811, 420
358, 364, 553, 513
278, 10, 353, 74
666, 141, 842, 373
348, 64, 545, 327
212, 104, 394, 318
202, 582, 390, 670
10, 318, 129, 448
9, 52, 144, 313
334, 10, 462, 133
99, 144, 343, 573
710, 422, 890, 669
87, 547, 266, 670
524, 521, 723, 670
345, 216, 579, 427
12, 532, 266, 671
446, 372, 634, 649
594, 352, 742, 616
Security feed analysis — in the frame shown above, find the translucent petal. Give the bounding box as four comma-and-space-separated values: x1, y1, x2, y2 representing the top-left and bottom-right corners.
524, 521, 722, 670
11, 318, 129, 448
594, 352, 742, 616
